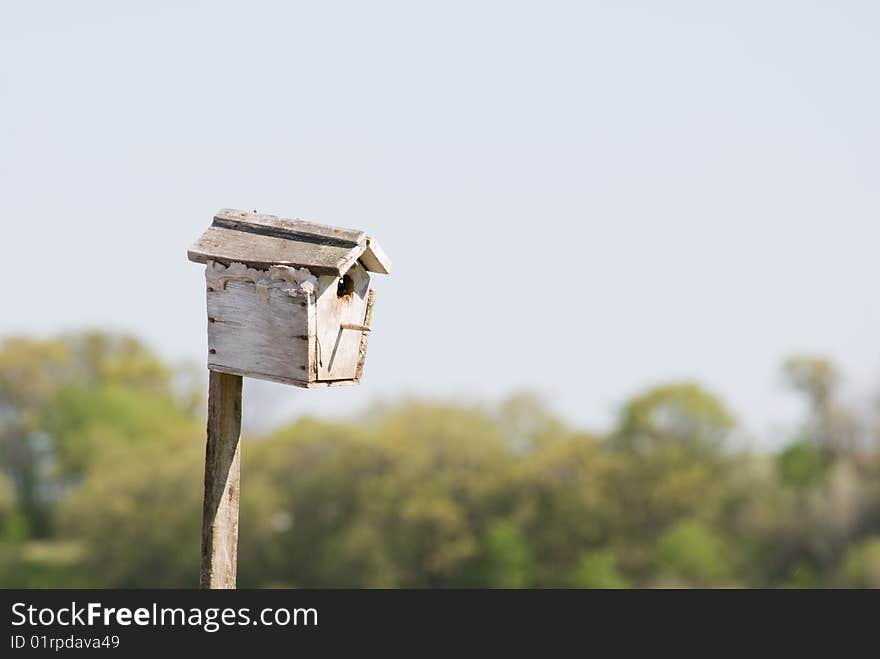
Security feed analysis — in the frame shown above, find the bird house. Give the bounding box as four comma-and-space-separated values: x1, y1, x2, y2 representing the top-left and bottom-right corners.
188, 208, 391, 387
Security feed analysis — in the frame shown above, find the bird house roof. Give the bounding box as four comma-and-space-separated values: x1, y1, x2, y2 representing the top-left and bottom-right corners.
188, 209, 392, 277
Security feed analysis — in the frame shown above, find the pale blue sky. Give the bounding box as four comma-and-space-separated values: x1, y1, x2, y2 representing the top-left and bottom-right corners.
2, 1, 878, 440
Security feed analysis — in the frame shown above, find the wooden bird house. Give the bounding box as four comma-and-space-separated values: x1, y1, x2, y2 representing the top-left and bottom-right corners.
188, 208, 392, 387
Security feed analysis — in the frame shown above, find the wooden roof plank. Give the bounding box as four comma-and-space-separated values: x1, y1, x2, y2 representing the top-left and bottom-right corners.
213, 209, 365, 246
359, 237, 392, 275
188, 209, 391, 277
188, 226, 355, 276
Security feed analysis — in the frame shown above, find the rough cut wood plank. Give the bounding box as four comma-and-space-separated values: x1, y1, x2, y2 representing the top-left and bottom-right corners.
207, 363, 357, 388
214, 208, 365, 246
207, 279, 311, 384
189, 226, 355, 276
307, 287, 318, 381
354, 288, 376, 382
359, 237, 393, 275
201, 371, 242, 589
316, 262, 371, 381
192, 209, 392, 275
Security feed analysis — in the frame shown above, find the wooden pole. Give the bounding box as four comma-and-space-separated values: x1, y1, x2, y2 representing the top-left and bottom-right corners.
200, 370, 243, 589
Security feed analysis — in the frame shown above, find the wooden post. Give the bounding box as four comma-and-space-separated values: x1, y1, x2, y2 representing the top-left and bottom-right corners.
200, 370, 243, 589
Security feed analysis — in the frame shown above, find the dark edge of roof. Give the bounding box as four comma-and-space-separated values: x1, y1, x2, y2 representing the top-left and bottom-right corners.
211, 216, 361, 249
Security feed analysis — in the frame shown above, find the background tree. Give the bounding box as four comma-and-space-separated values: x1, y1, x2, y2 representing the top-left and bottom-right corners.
612, 382, 735, 455
784, 355, 859, 455
0, 332, 178, 536
2, 332, 880, 588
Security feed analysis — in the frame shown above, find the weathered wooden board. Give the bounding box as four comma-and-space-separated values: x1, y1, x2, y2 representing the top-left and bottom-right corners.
201, 370, 242, 589
354, 288, 376, 381
189, 209, 392, 276
316, 262, 371, 381
207, 363, 358, 388
213, 208, 365, 246
206, 264, 312, 384
360, 237, 392, 275
190, 226, 356, 276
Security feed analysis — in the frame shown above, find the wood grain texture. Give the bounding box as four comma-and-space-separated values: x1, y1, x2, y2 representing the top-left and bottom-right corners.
201, 260, 374, 387
354, 288, 376, 382
316, 262, 371, 381
360, 237, 393, 275
200, 371, 242, 589
207, 363, 357, 387
206, 263, 311, 384
205, 260, 317, 294
189, 226, 355, 276
189, 209, 393, 276
307, 286, 318, 381
213, 208, 365, 245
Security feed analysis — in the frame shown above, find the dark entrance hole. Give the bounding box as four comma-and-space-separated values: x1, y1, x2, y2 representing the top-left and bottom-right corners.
337, 274, 355, 298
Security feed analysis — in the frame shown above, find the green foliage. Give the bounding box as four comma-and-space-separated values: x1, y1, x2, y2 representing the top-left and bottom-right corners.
785, 561, 821, 588
783, 355, 858, 453
654, 520, 733, 586
478, 520, 534, 588
784, 356, 838, 412
1, 334, 879, 588
240, 404, 515, 588
573, 550, 630, 588
495, 392, 569, 451
777, 442, 827, 488
0, 332, 184, 537
0, 473, 28, 542
42, 384, 192, 478
613, 382, 735, 455
0, 540, 90, 588
839, 537, 880, 588
57, 438, 203, 587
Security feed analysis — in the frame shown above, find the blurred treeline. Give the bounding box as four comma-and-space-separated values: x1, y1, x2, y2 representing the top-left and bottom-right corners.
1, 332, 879, 588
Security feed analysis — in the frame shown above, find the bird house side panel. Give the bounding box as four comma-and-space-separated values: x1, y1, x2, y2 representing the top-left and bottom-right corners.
315, 262, 371, 381
206, 279, 311, 385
